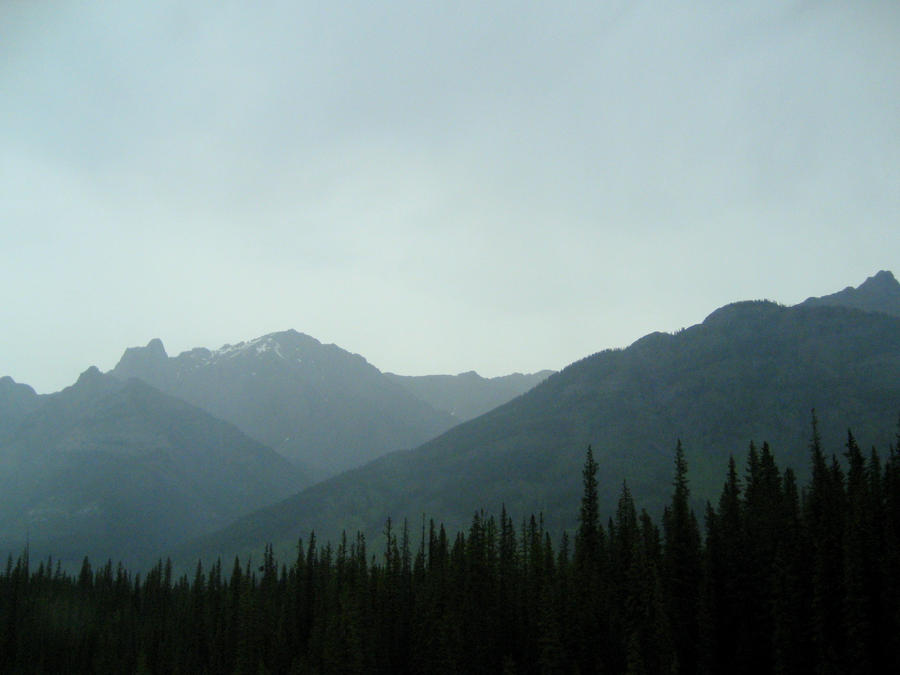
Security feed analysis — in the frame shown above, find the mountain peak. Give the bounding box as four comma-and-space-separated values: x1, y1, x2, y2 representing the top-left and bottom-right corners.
0, 375, 38, 400
265, 329, 320, 348
702, 300, 782, 326
859, 269, 898, 292
69, 365, 119, 397
201, 330, 328, 364
112, 339, 169, 385
800, 270, 900, 318
145, 337, 167, 357
76, 365, 102, 384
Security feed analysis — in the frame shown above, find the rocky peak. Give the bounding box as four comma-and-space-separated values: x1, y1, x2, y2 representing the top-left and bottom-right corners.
858, 269, 899, 293
800, 270, 900, 318
76, 365, 103, 385
112, 338, 170, 386
0, 376, 38, 405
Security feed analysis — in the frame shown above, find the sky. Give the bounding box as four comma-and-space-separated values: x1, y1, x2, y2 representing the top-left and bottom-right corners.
2, 1, 898, 394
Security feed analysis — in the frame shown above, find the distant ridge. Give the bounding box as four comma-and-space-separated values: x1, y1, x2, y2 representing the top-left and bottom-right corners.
384, 370, 554, 422
799, 269, 900, 317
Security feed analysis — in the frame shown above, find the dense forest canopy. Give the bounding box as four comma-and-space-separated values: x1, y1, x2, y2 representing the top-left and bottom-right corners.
2, 416, 899, 674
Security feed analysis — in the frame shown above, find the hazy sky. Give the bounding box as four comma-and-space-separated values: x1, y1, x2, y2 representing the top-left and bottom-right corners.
2, 1, 898, 393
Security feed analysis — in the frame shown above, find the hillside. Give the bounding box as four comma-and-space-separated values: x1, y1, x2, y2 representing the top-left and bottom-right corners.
181, 295, 900, 565
112, 330, 458, 479
0, 376, 42, 436
0, 368, 307, 568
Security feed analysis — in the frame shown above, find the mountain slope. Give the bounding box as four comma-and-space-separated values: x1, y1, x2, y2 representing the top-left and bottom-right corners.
800, 269, 900, 317
0, 368, 307, 568
0, 376, 42, 437
384, 370, 554, 421
112, 330, 458, 479
183, 296, 900, 564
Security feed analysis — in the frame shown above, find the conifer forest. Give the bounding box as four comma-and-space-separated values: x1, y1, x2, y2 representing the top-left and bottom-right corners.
2, 418, 899, 674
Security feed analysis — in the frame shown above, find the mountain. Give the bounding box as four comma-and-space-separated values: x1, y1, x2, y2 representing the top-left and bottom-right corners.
0, 368, 307, 568
0, 376, 42, 436
384, 370, 554, 421
111, 330, 458, 480
800, 269, 900, 317
182, 292, 900, 565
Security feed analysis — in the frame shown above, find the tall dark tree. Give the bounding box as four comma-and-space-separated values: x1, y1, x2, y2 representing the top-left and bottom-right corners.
771, 467, 813, 675
663, 440, 702, 675
572, 445, 610, 674
805, 411, 847, 675
701, 454, 746, 675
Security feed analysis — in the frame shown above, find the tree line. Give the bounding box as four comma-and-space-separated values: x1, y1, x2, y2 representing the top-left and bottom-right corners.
1, 414, 899, 673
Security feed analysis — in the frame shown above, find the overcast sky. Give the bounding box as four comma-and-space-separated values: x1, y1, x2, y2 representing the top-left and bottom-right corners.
2, 1, 898, 393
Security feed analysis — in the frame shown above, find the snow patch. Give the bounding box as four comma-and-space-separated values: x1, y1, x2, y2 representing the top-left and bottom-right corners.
211, 334, 288, 360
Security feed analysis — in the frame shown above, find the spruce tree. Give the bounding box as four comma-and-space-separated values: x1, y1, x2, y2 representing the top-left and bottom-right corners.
572, 446, 612, 673
663, 440, 702, 675
805, 412, 847, 675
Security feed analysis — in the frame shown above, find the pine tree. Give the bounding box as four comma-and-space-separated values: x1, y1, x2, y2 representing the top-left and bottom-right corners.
842, 430, 882, 675
741, 441, 783, 673
663, 440, 702, 675
701, 454, 745, 674
576, 445, 601, 566
771, 467, 813, 674
572, 445, 610, 673
805, 411, 847, 675
883, 428, 900, 673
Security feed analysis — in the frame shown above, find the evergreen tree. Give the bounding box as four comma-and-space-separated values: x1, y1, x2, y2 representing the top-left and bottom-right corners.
572, 445, 610, 674
701, 454, 745, 675
663, 440, 702, 675
805, 411, 847, 675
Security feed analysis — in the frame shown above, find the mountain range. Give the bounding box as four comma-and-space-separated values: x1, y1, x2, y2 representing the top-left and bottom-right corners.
2, 270, 898, 570
0, 329, 550, 567
111, 330, 461, 480
179, 271, 900, 566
